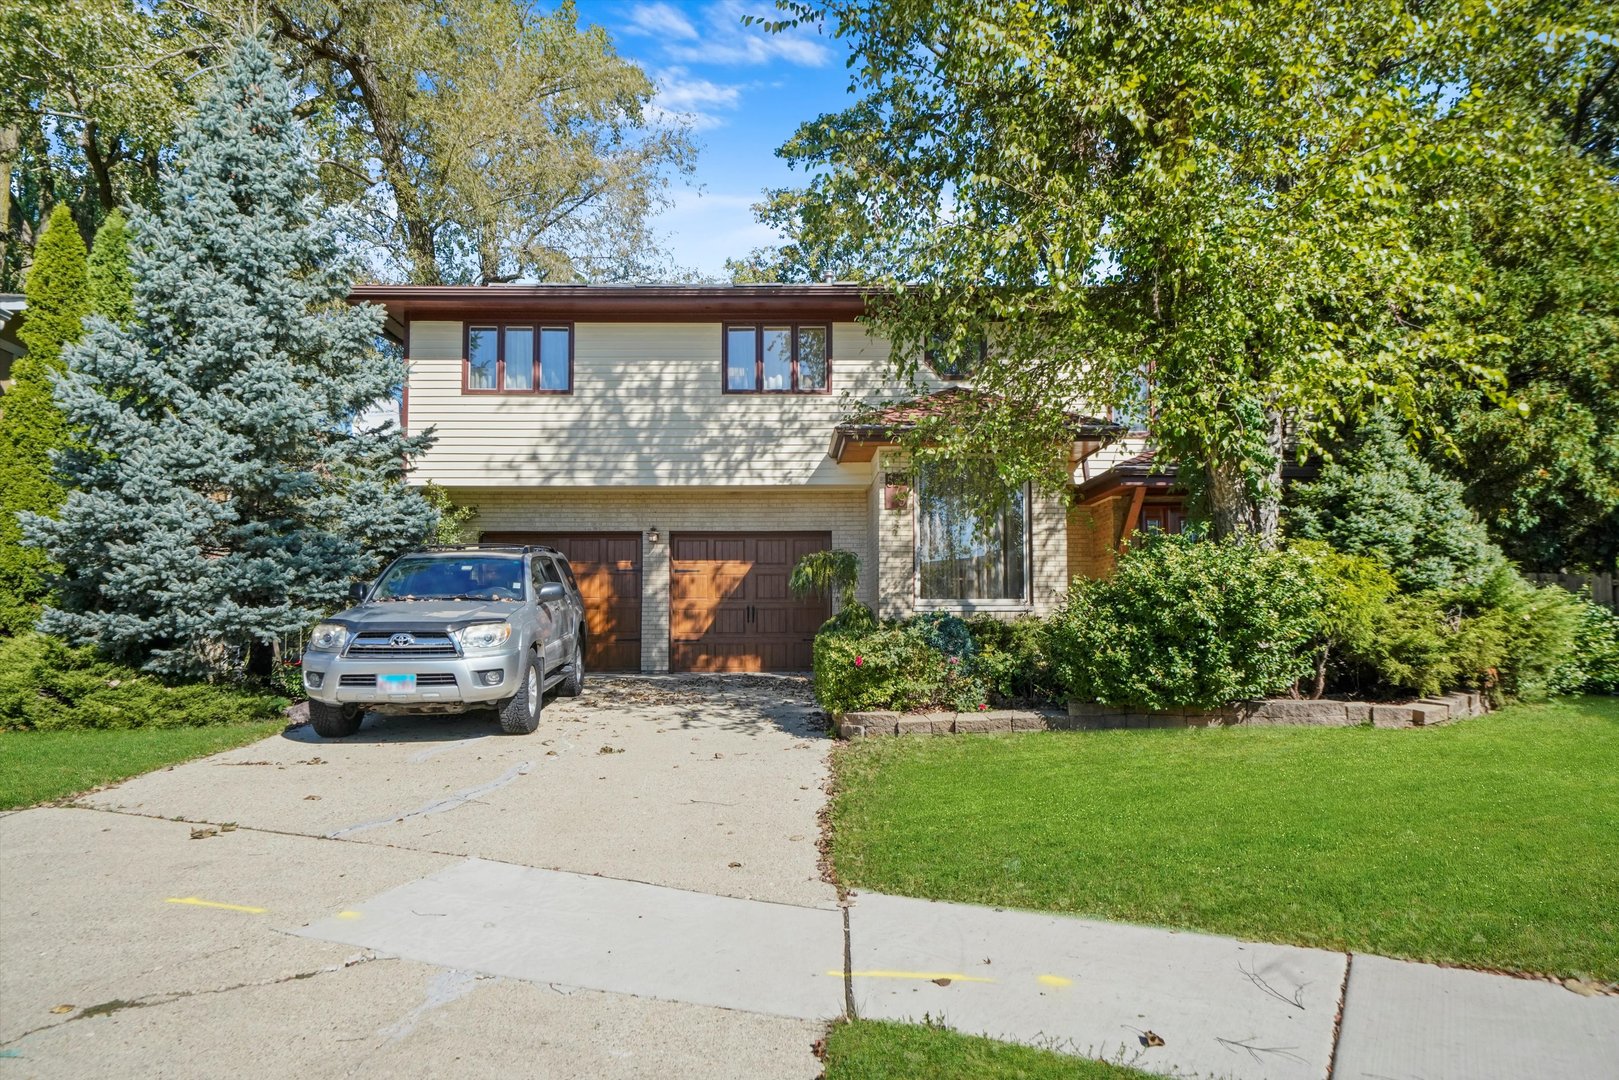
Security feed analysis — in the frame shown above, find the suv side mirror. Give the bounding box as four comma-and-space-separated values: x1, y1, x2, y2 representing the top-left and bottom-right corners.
537, 582, 566, 604
349, 582, 369, 604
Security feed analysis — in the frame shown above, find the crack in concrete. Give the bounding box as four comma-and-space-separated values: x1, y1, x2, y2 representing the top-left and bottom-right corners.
327, 761, 535, 838
0, 952, 390, 1048
1326, 952, 1353, 1079
840, 903, 856, 1020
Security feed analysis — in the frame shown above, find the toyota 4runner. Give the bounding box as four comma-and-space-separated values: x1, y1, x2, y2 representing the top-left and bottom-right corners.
300, 545, 587, 738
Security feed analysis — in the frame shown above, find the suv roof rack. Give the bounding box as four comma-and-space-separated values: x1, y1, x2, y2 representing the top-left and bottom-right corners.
421, 544, 561, 555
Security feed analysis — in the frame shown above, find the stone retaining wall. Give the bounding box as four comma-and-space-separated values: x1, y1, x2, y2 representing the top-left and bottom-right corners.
836, 690, 1489, 739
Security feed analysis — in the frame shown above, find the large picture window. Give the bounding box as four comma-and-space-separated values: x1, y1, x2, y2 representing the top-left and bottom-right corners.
724, 323, 830, 393
464, 323, 572, 394
915, 463, 1029, 601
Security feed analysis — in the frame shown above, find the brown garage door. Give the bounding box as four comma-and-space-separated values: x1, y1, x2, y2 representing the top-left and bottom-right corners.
480, 531, 642, 672
670, 532, 831, 672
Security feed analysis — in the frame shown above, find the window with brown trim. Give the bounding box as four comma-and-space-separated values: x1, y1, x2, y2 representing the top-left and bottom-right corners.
464, 322, 573, 394
723, 323, 831, 393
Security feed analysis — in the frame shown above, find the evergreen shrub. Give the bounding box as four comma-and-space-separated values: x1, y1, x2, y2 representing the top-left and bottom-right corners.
0, 633, 288, 731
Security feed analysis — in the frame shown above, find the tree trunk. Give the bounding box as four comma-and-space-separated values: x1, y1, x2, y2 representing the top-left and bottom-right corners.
0, 125, 16, 282
246, 638, 275, 681
267, 5, 441, 283
1203, 407, 1286, 546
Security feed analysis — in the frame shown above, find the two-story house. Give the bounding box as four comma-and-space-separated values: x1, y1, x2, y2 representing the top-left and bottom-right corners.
353, 283, 1185, 674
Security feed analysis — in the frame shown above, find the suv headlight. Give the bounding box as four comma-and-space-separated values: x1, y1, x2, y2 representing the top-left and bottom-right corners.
308, 623, 348, 652
458, 622, 512, 651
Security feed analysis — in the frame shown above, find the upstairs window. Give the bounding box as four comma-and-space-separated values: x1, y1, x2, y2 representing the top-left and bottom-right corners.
465, 323, 572, 394
725, 323, 830, 393
924, 332, 985, 380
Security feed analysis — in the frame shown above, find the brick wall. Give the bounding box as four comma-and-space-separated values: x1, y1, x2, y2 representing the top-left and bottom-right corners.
1067, 494, 1129, 580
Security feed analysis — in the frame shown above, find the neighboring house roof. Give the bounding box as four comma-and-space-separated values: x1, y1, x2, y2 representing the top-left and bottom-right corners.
0, 293, 26, 387
830, 387, 1118, 463
1075, 448, 1319, 500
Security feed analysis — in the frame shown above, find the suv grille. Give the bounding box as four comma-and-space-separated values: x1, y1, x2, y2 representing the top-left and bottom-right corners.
339, 673, 458, 688
345, 631, 459, 658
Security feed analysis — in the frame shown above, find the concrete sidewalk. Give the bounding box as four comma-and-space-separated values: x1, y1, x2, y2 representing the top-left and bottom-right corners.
298, 859, 1619, 1080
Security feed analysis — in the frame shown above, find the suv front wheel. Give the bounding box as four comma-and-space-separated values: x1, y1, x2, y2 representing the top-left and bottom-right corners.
309, 701, 363, 739
498, 652, 542, 735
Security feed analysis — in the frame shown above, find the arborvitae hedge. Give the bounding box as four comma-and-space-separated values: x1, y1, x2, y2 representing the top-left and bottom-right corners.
0, 205, 88, 634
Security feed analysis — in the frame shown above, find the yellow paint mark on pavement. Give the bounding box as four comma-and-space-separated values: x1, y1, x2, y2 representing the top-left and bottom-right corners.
335, 910, 363, 920
1037, 974, 1073, 988
830, 970, 997, 984
165, 897, 268, 914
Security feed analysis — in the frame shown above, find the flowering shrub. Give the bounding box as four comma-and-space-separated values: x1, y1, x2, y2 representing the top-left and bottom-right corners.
812, 622, 986, 715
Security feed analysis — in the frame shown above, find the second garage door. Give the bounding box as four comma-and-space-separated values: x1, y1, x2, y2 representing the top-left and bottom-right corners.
670, 532, 831, 672
480, 531, 642, 671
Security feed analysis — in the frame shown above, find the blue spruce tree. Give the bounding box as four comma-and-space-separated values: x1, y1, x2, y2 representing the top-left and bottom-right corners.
24, 37, 435, 676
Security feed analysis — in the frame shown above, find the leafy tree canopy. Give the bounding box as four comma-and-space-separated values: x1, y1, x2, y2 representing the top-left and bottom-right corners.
24, 37, 436, 675
0, 0, 203, 288
255, 0, 695, 284
751, 0, 1618, 540
2, 1, 695, 288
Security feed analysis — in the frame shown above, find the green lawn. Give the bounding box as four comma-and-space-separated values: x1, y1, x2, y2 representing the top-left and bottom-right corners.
823, 1020, 1156, 1080
832, 696, 1619, 981
0, 721, 287, 809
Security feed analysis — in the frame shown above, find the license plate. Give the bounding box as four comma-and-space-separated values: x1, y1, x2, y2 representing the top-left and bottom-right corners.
378, 674, 416, 694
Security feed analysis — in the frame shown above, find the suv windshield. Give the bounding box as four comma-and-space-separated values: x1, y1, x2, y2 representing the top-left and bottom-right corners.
371, 556, 528, 602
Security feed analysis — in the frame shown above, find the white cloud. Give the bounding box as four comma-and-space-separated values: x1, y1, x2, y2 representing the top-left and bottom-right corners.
647, 66, 745, 130
654, 1, 831, 68
623, 2, 699, 41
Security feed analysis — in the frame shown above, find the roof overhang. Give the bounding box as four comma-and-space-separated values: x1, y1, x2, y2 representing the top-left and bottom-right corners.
829, 388, 1120, 465
349, 283, 878, 326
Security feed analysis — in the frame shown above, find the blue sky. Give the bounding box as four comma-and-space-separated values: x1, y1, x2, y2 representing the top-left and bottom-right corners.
572, 1, 856, 277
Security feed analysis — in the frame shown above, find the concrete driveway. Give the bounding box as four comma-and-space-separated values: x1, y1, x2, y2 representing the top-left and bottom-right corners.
0, 676, 832, 1079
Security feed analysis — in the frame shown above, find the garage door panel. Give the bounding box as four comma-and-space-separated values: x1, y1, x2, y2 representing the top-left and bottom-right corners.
480, 530, 642, 672
669, 531, 830, 672
753, 571, 789, 601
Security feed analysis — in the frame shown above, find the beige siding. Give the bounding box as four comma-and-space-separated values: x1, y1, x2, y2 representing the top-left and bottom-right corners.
407, 320, 923, 488
461, 487, 871, 672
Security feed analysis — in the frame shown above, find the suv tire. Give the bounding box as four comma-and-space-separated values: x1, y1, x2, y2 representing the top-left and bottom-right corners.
499, 652, 542, 734
557, 639, 585, 698
309, 701, 363, 739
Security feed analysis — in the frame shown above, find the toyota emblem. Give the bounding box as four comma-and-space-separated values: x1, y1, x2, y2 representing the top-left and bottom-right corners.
390, 633, 415, 647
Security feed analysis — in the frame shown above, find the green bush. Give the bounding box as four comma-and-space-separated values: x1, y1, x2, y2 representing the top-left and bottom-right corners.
1565, 600, 1619, 695
0, 632, 289, 731
1462, 569, 1586, 702
1047, 532, 1322, 709
813, 622, 986, 716
965, 615, 1060, 704
1291, 541, 1466, 699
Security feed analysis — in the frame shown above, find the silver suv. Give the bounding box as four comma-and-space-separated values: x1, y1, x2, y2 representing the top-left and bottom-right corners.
300, 546, 586, 738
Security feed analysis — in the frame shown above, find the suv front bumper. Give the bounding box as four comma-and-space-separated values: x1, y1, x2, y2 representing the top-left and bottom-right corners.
301, 649, 523, 710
